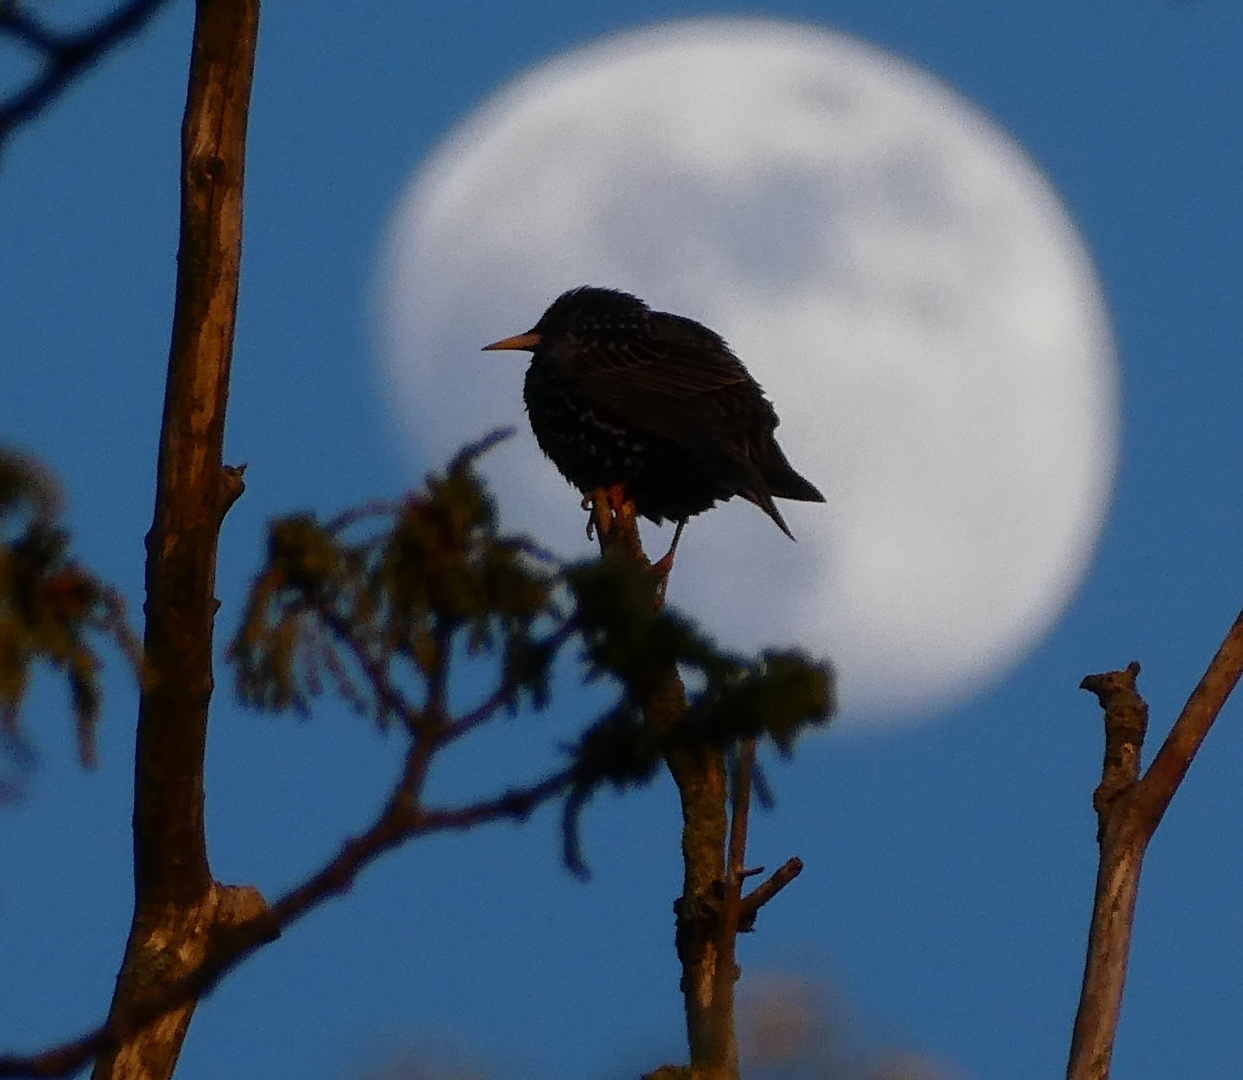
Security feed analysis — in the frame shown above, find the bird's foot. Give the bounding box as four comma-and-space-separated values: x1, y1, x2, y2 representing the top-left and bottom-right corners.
651, 552, 674, 606
649, 520, 685, 605
586, 484, 635, 541
650, 549, 676, 580
582, 494, 595, 540
603, 483, 634, 529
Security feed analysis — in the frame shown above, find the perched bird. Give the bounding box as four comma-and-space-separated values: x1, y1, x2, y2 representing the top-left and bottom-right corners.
483, 286, 824, 547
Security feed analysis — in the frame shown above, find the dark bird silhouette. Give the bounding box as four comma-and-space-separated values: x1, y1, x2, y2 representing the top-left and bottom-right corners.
483, 286, 824, 546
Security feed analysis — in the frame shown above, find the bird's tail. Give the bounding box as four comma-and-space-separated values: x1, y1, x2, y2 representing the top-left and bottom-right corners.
760, 441, 825, 504
747, 487, 798, 540
768, 468, 825, 504
740, 442, 824, 539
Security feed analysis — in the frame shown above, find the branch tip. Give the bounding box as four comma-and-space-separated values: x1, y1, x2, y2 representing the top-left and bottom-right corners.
1080, 660, 1141, 703
739, 855, 803, 932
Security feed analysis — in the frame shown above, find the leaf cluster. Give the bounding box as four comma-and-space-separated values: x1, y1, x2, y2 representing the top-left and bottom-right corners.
0, 448, 137, 784
229, 432, 833, 873
228, 431, 561, 730
569, 558, 833, 751
559, 558, 833, 872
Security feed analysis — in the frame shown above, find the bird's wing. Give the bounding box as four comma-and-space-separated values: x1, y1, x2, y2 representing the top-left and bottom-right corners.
555, 314, 779, 451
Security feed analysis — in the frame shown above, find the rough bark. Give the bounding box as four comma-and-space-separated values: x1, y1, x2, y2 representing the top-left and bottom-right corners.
668, 708, 731, 1078
92, 2, 260, 1078
1067, 663, 1148, 1080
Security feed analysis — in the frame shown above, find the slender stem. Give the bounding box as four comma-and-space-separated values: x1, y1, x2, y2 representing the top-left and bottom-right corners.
705, 739, 757, 1079
727, 741, 756, 887
1135, 610, 1243, 829
317, 604, 421, 731
444, 621, 576, 741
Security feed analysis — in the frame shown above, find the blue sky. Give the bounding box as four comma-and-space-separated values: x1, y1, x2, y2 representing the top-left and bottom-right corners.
3, 1, 1242, 1078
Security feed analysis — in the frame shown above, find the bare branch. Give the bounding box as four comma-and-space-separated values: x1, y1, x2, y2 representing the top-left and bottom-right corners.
1080, 661, 1147, 834
589, 489, 732, 1077
89, 1, 259, 1076
704, 738, 758, 1080
0, 0, 173, 155
0, 758, 576, 1079
316, 604, 423, 731
1136, 609, 1243, 829
726, 741, 756, 894
739, 857, 804, 933
1068, 608, 1243, 1080
443, 619, 576, 741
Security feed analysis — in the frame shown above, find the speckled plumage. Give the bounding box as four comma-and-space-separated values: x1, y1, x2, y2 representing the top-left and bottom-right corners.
483, 287, 824, 537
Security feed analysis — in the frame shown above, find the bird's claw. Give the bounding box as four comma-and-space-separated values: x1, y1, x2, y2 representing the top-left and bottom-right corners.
582, 494, 596, 540
650, 551, 674, 605
649, 519, 685, 605
586, 484, 634, 541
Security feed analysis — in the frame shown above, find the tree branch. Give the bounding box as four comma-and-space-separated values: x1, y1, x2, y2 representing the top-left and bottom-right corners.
444, 620, 576, 741
738, 857, 803, 933
704, 738, 756, 1080
0, 756, 577, 1080
1067, 608, 1243, 1080
589, 490, 733, 1080
0, 0, 173, 156
316, 604, 423, 731
90, 2, 259, 1078
1135, 609, 1243, 829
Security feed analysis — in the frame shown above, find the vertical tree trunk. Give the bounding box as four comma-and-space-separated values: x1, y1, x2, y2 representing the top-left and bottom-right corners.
93, 2, 259, 1077
668, 734, 732, 1078
1069, 629, 1243, 1080
591, 499, 737, 1080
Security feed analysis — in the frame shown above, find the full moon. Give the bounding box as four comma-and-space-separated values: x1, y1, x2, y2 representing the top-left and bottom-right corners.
375, 19, 1117, 721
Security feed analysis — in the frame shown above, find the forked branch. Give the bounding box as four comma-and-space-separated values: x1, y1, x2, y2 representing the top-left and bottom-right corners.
0, 752, 577, 1079
1068, 608, 1243, 1080
589, 491, 826, 1080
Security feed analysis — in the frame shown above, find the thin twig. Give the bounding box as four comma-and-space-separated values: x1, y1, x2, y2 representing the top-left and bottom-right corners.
705, 738, 757, 1080
1136, 609, 1243, 828
739, 857, 803, 932
726, 741, 755, 891
0, 0, 173, 153
323, 498, 402, 535
424, 625, 452, 733
316, 605, 421, 732
443, 620, 577, 741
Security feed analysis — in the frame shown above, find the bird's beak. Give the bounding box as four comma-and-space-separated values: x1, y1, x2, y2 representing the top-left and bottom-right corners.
482, 330, 542, 352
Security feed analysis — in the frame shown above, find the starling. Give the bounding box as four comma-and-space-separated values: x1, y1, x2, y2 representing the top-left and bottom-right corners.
483, 286, 824, 541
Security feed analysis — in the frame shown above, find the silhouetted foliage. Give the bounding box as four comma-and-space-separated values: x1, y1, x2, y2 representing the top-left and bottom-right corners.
228, 433, 834, 877
229, 431, 560, 724
0, 0, 173, 158
0, 448, 138, 790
